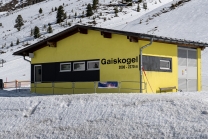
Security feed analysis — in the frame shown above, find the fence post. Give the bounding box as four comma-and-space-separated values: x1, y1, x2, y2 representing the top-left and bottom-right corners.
145, 82, 147, 93
34, 82, 36, 93
52, 82, 54, 95
18, 82, 21, 92
94, 82, 96, 93
119, 81, 121, 93
72, 82, 74, 94
15, 80, 17, 93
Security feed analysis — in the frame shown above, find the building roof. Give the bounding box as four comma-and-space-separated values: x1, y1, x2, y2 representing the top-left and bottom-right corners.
13, 25, 208, 56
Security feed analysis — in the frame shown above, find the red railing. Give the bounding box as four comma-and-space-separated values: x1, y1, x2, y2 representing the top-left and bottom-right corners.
4, 80, 30, 89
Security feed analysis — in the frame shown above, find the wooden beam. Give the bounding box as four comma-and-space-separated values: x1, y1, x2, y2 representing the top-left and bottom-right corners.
101, 31, 112, 38
79, 28, 88, 34
127, 36, 138, 42
47, 41, 56, 47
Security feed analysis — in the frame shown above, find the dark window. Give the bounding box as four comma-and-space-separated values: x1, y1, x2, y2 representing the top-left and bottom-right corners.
87, 61, 99, 70
73, 62, 85, 71
60, 63, 71, 72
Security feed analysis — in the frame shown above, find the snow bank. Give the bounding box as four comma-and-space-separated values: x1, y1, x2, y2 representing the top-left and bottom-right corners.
0, 89, 208, 138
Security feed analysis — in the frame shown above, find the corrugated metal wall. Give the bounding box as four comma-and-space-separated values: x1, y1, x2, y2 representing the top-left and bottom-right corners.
178, 47, 197, 92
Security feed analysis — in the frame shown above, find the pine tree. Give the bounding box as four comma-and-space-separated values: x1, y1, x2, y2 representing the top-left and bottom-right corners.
114, 7, 118, 13
92, 0, 97, 10
14, 15, 24, 31
52, 7, 54, 12
10, 42, 13, 47
143, 2, 147, 10
34, 26, 40, 38
56, 5, 65, 23
47, 25, 53, 33
16, 38, 19, 45
86, 4, 93, 17
92, 0, 99, 10
55, 7, 57, 11
39, 8, 42, 14
137, 4, 140, 12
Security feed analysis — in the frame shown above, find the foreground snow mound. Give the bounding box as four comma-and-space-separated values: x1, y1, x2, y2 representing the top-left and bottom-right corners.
0, 90, 208, 138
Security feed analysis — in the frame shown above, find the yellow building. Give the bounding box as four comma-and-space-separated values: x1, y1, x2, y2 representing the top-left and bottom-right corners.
13, 25, 208, 94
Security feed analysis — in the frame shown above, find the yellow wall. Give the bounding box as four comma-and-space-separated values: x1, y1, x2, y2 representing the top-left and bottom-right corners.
141, 41, 178, 93
197, 48, 201, 91
31, 30, 200, 94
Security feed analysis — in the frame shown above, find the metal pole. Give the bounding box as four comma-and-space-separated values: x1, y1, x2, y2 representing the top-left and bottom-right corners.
35, 83, 36, 93
72, 82, 74, 94
19, 82, 21, 92
94, 82, 96, 93
119, 81, 121, 93
52, 82, 54, 95
23, 56, 31, 63
15, 80, 17, 93
139, 37, 154, 93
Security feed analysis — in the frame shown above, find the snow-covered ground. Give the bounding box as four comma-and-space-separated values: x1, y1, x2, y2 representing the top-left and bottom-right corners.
1, 89, 208, 138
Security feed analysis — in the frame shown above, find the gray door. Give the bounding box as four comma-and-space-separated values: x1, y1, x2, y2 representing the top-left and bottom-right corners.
178, 48, 197, 92
34, 65, 42, 82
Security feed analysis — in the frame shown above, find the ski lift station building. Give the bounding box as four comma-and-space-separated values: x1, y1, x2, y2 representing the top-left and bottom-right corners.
13, 25, 208, 94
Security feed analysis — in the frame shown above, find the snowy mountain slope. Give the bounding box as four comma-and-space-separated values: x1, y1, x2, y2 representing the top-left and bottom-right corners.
120, 0, 208, 42
0, 57, 30, 81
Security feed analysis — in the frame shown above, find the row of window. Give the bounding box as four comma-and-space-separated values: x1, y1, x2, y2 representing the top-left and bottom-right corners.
60, 60, 170, 72
60, 61, 99, 72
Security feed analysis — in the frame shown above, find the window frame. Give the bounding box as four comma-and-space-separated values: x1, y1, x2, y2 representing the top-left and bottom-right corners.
73, 61, 85, 71
160, 60, 171, 70
60, 63, 71, 72
87, 61, 100, 71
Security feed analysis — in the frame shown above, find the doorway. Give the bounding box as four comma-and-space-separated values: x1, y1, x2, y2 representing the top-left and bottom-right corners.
34, 65, 42, 82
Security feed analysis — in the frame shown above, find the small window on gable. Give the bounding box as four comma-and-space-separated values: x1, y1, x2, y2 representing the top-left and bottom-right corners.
160, 60, 171, 70
73, 62, 85, 71
60, 63, 71, 72
87, 61, 99, 70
